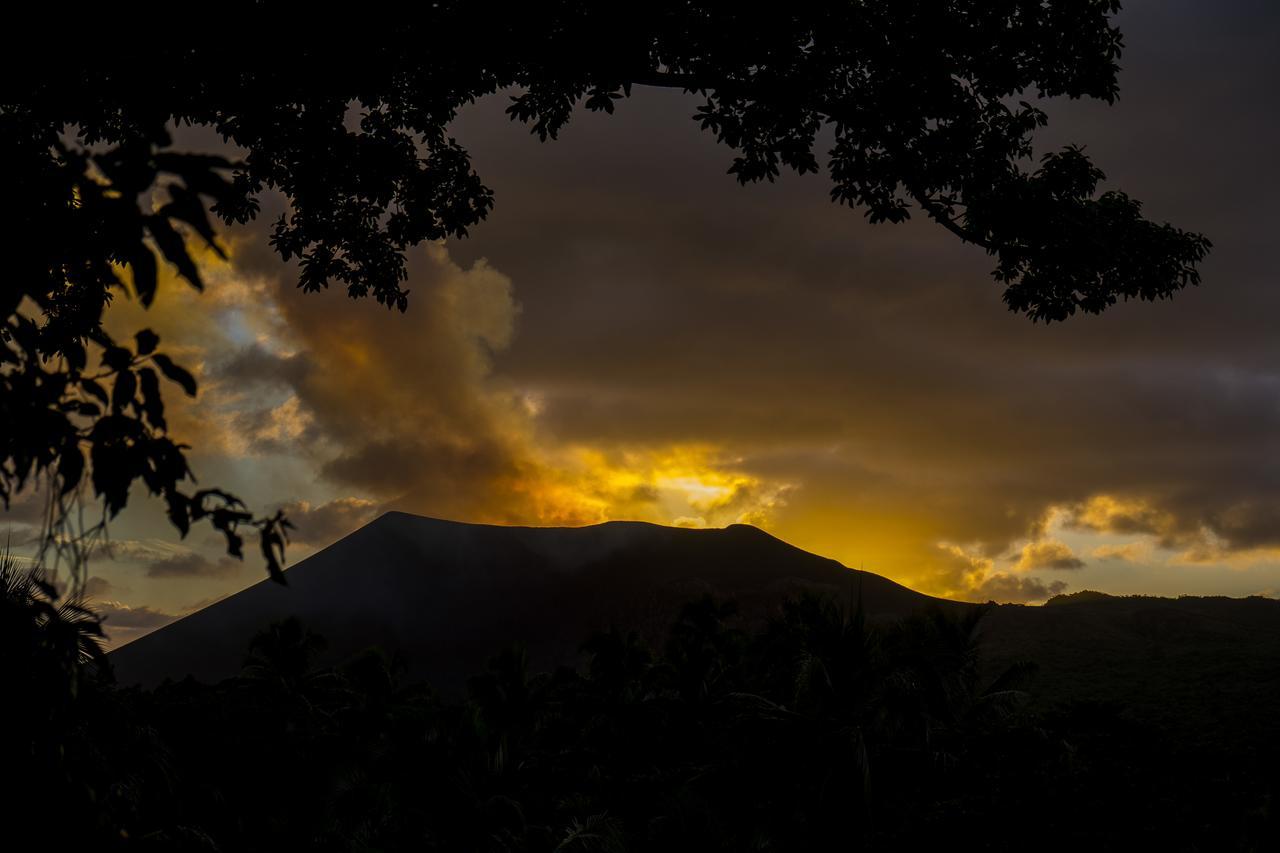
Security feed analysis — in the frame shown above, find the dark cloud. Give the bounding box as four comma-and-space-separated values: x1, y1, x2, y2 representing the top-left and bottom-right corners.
96, 601, 178, 630
98, 538, 192, 563
278, 497, 379, 548
972, 575, 1070, 605
217, 344, 312, 389
1, 486, 48, 529
146, 552, 242, 579
429, 0, 1280, 573
1091, 543, 1146, 563
83, 575, 117, 598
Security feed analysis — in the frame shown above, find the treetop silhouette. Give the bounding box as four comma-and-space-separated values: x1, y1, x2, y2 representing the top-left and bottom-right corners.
2, 2, 1210, 580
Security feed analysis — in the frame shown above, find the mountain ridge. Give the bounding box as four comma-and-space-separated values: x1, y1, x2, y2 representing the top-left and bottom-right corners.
108, 511, 949, 688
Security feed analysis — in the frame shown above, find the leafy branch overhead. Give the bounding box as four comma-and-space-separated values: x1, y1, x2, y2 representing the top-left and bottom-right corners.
1, 2, 1208, 580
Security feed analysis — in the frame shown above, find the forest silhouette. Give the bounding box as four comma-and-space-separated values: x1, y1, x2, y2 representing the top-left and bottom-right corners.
6, 547, 1279, 851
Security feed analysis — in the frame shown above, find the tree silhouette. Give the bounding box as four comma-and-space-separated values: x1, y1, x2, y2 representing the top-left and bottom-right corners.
7, 577, 1279, 848
2, 2, 1210, 579
241, 615, 330, 689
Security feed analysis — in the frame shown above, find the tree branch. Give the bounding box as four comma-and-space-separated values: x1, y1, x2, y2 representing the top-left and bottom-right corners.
629, 71, 999, 250
906, 186, 993, 250
629, 71, 711, 92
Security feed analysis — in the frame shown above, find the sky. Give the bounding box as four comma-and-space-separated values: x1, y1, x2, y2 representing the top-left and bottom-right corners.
8, 0, 1280, 645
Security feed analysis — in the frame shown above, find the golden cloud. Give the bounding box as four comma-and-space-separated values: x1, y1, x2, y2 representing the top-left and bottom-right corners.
104, 239, 794, 545
927, 542, 1068, 603
1013, 539, 1085, 571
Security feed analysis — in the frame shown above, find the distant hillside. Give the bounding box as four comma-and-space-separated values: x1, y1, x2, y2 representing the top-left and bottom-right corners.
1044, 589, 1116, 606
109, 512, 946, 688
980, 592, 1280, 751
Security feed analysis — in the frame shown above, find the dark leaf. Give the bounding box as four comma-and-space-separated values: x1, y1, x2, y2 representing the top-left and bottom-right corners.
159, 183, 227, 259
152, 353, 198, 396
63, 339, 86, 372
81, 378, 110, 406
101, 346, 133, 372
210, 507, 253, 530
261, 528, 287, 586
58, 445, 84, 494
226, 531, 244, 560
146, 215, 204, 290
138, 366, 166, 431
130, 246, 159, 307
193, 488, 246, 509
112, 370, 137, 412
165, 490, 191, 537
135, 328, 160, 356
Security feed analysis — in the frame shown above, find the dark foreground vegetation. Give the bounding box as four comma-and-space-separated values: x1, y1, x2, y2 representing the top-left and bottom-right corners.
4, 557, 1278, 852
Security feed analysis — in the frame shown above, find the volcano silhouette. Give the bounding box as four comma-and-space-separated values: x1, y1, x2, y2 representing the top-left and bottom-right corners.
109, 512, 951, 688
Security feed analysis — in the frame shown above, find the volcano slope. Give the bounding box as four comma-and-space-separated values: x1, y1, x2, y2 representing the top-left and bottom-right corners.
109, 512, 948, 688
